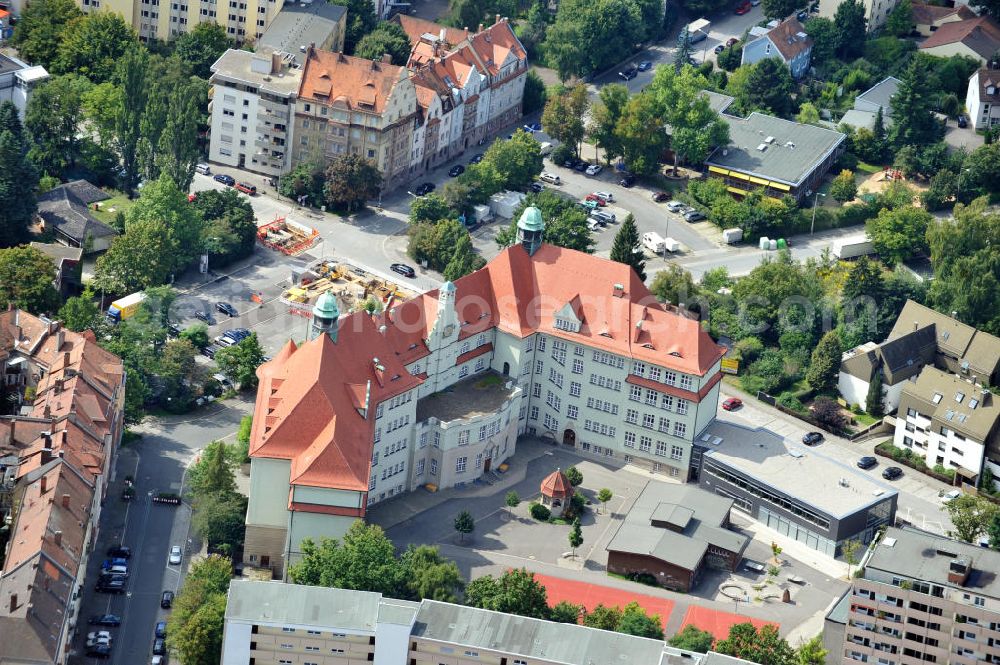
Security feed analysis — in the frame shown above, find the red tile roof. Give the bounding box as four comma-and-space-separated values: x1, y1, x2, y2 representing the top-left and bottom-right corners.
251, 243, 724, 492
911, 1, 975, 26
765, 18, 812, 62
920, 16, 1000, 58
393, 15, 470, 50
299, 48, 406, 113
541, 468, 573, 498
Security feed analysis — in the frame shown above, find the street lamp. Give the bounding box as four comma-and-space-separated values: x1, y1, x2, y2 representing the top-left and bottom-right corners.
956, 167, 971, 202
810, 191, 826, 236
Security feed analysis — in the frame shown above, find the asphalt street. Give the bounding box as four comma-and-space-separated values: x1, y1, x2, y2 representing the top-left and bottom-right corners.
70, 398, 253, 665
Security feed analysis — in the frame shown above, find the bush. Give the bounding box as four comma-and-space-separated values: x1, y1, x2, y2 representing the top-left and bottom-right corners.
777, 394, 805, 413
529, 502, 551, 521
626, 572, 659, 587
812, 396, 847, 429
551, 143, 574, 165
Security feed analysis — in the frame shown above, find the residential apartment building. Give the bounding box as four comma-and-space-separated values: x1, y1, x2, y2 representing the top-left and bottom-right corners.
0, 312, 126, 665
77, 0, 284, 42
291, 49, 418, 190
818, 0, 899, 31
825, 527, 1000, 665
222, 579, 755, 665
966, 69, 1000, 130
208, 49, 302, 177
919, 17, 1000, 65
740, 18, 813, 79
243, 208, 725, 577
0, 54, 48, 119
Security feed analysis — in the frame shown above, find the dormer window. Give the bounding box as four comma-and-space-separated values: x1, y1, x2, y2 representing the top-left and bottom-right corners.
554, 318, 578, 332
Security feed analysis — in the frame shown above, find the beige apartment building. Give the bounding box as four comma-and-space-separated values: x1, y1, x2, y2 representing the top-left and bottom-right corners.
825, 526, 1000, 665
222, 580, 753, 665
80, 0, 283, 43
291, 48, 418, 192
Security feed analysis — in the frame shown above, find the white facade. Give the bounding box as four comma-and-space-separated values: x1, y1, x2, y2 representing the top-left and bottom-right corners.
966, 69, 1000, 130
0, 57, 48, 119
818, 0, 900, 31
837, 372, 907, 412
894, 404, 986, 477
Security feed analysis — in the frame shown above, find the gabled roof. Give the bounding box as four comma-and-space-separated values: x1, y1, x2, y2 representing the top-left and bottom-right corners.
972, 68, 1000, 103
763, 17, 812, 61
920, 16, 1000, 59
855, 76, 901, 113
299, 48, 406, 113
251, 243, 725, 492
36, 180, 116, 244
392, 15, 469, 50
911, 1, 976, 26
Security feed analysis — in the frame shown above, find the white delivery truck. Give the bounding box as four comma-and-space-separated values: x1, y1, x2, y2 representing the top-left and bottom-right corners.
832, 234, 875, 259
642, 232, 678, 254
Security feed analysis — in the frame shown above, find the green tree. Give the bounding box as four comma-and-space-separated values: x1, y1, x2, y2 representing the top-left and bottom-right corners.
354, 22, 412, 65
615, 92, 669, 175
341, 0, 378, 53
833, 0, 867, 60
565, 465, 583, 486
0, 118, 39, 246
803, 17, 836, 64
987, 511, 1000, 549
185, 553, 234, 595
115, 47, 150, 195
25, 74, 91, 176
278, 161, 325, 203
442, 233, 484, 281
174, 22, 232, 78
158, 337, 199, 412
496, 190, 595, 253
166, 555, 231, 665
82, 82, 123, 150
762, 0, 799, 20
464, 568, 550, 619
290, 521, 408, 596
189, 440, 237, 497
596, 488, 613, 514
965, 142, 1000, 195
58, 288, 101, 331
542, 0, 651, 80
865, 206, 931, 266
0, 246, 60, 313
410, 193, 453, 224
733, 58, 795, 116
191, 188, 257, 265
829, 169, 858, 202
669, 625, 716, 653
618, 602, 664, 639
716, 623, 796, 665
480, 130, 544, 190
542, 86, 587, 155
11, 0, 82, 69
732, 251, 823, 344
865, 370, 884, 417
884, 0, 912, 36
945, 494, 999, 543
54, 12, 136, 83
408, 218, 468, 271
214, 333, 266, 389
650, 264, 697, 306
609, 215, 645, 280
400, 545, 464, 602
522, 70, 547, 115
973, 0, 1000, 20
796, 102, 821, 125
796, 635, 828, 665
675, 26, 693, 73
890, 58, 941, 148
157, 84, 202, 191
649, 67, 730, 176
192, 491, 248, 550
505, 490, 520, 518
841, 538, 862, 576
454, 510, 475, 543
323, 154, 383, 212
550, 601, 583, 624
568, 517, 583, 556
590, 83, 630, 164
583, 604, 622, 631
805, 330, 842, 393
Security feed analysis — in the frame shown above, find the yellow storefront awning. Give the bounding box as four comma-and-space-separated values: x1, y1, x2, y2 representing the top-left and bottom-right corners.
769, 181, 791, 191
708, 166, 730, 175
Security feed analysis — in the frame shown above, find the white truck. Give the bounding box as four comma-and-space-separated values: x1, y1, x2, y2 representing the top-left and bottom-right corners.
832, 234, 875, 259
642, 232, 679, 254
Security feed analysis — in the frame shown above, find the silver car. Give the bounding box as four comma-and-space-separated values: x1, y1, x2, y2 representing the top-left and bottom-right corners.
168, 545, 182, 565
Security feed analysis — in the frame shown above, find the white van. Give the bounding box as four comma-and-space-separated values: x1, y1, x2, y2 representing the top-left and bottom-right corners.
539, 142, 554, 156
539, 172, 561, 185
195, 163, 211, 175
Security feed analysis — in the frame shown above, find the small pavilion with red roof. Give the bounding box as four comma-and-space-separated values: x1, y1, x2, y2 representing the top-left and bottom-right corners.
540, 468, 574, 515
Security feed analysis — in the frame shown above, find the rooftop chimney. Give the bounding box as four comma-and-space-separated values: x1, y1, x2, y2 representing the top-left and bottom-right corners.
948, 556, 972, 586
478, 22, 484, 32
381, 53, 392, 64
9, 594, 16, 613
42, 405, 50, 419
61, 493, 70, 509
63, 351, 71, 368
40, 476, 47, 494
53, 530, 62, 547
495, 13, 500, 23
439, 26, 446, 41
55, 330, 64, 351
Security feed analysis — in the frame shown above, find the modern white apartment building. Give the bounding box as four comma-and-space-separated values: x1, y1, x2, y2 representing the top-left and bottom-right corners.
208, 49, 302, 177
242, 209, 725, 577
77, 0, 286, 42
966, 69, 1000, 130
222, 579, 755, 665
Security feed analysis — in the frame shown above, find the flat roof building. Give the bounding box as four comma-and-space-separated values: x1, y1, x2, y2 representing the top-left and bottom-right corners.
222, 580, 755, 665
826, 527, 1000, 665
695, 420, 897, 557
257, 1, 347, 61
607, 481, 750, 591
705, 112, 846, 202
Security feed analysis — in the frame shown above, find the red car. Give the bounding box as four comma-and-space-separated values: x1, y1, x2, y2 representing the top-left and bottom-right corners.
652, 191, 670, 202
722, 397, 743, 411
585, 194, 608, 206
735, 1, 751, 13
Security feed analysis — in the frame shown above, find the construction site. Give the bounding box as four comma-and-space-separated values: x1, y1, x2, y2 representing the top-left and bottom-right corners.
281, 259, 418, 316
257, 217, 321, 256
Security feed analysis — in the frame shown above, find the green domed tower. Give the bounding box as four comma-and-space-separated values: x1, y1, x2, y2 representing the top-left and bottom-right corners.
310, 290, 340, 342
517, 206, 545, 256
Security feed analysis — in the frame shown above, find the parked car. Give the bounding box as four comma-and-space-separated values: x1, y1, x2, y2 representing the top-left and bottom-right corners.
726, 37, 739, 47
529, 182, 544, 193
941, 489, 962, 503
87, 631, 113, 643
690, 30, 707, 43
168, 545, 182, 565
152, 656, 164, 665
684, 209, 706, 222
652, 191, 670, 202
414, 182, 436, 196
89, 615, 122, 627
857, 456, 878, 470
101, 557, 128, 570
618, 65, 638, 80
523, 122, 542, 132
587, 218, 602, 231
448, 164, 465, 177
86, 645, 112, 659
744, 559, 766, 573
106, 546, 132, 559
666, 200, 685, 212
574, 161, 590, 172
714, 43, 726, 54
882, 466, 903, 480
161, 591, 174, 609
593, 191, 615, 203
957, 114, 969, 128
202, 344, 221, 359
469, 153, 484, 164
591, 210, 616, 224
637, 60, 652, 71
585, 194, 608, 206
722, 397, 743, 411
735, 1, 752, 13
801, 431, 824, 445
213, 174, 235, 186
153, 639, 166, 656
235, 181, 256, 195
215, 302, 238, 317
619, 174, 636, 187
579, 199, 599, 211
390, 263, 416, 278
193, 310, 215, 325
155, 622, 168, 639
96, 579, 126, 594
796, 9, 808, 20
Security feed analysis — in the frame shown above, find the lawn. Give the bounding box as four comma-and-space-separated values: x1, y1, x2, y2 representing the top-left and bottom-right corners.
91, 192, 135, 227
853, 412, 879, 427
855, 161, 883, 175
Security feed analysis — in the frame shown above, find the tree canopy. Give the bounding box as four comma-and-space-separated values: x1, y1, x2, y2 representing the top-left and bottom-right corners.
610, 215, 646, 281
0, 246, 60, 314
716, 623, 796, 665
465, 568, 551, 619
174, 22, 232, 78
354, 22, 412, 66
